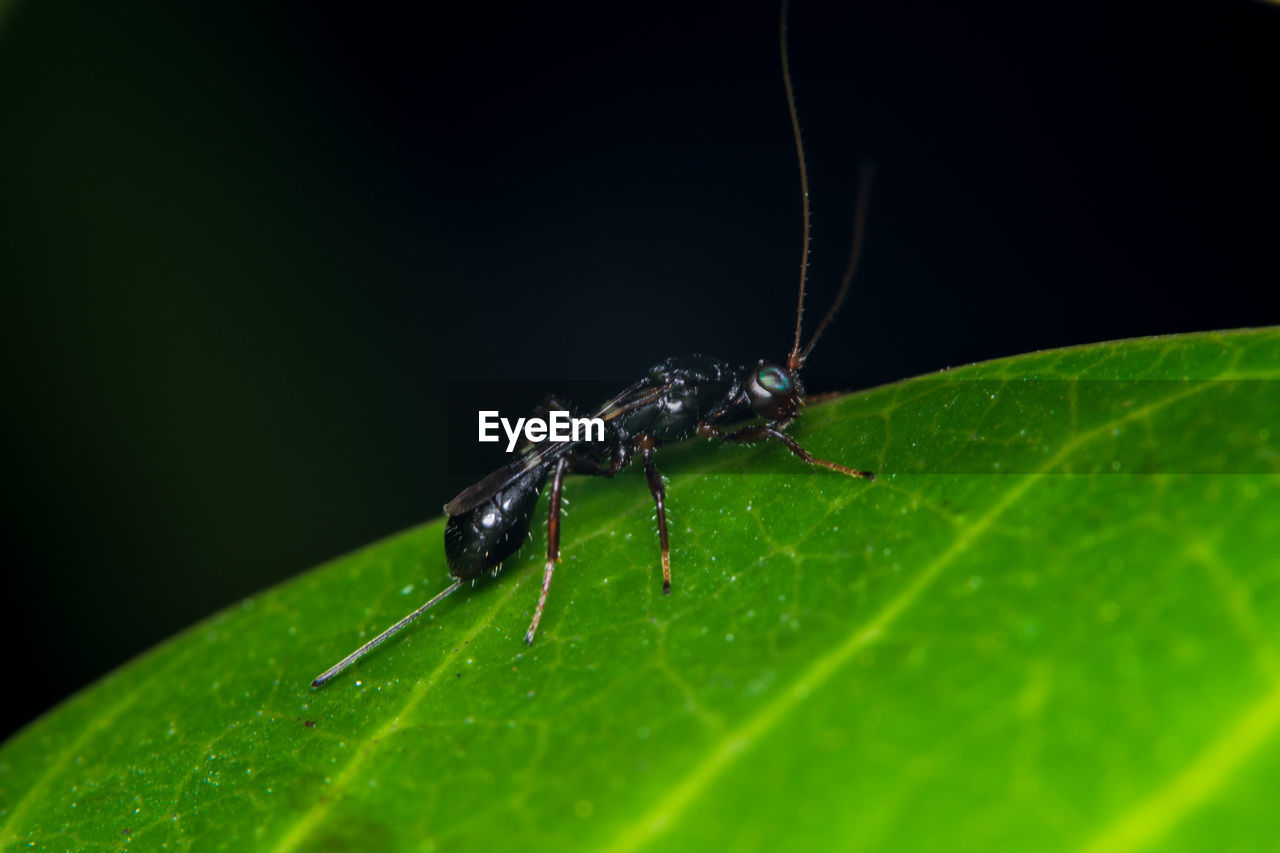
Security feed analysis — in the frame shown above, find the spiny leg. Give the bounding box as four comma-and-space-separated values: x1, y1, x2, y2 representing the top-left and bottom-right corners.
697, 421, 874, 480
526, 456, 569, 644
636, 435, 672, 594
766, 425, 874, 480
525, 446, 628, 636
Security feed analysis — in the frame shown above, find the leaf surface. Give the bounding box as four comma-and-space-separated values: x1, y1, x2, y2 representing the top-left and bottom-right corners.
3, 329, 1279, 852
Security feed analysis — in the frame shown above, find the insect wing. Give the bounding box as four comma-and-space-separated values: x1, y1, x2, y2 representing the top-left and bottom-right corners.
594, 383, 664, 424
444, 384, 665, 516
443, 443, 565, 515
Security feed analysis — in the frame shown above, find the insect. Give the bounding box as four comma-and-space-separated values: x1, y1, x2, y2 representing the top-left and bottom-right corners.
312, 1, 874, 689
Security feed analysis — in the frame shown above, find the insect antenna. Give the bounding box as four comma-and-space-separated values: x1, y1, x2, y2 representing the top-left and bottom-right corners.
781, 0, 874, 371
798, 162, 874, 366
781, 0, 812, 373
311, 578, 463, 688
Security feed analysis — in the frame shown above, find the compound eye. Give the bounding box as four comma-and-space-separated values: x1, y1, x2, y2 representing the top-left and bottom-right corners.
757, 367, 790, 395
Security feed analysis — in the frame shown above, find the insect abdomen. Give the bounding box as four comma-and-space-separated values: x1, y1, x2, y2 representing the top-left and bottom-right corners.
444, 465, 548, 579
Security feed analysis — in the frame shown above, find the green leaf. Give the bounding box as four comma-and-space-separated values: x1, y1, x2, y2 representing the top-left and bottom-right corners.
3, 329, 1279, 852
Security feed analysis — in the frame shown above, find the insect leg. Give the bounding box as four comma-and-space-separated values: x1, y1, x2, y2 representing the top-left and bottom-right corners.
636, 436, 672, 594
763, 426, 874, 479
526, 456, 570, 644
697, 422, 874, 480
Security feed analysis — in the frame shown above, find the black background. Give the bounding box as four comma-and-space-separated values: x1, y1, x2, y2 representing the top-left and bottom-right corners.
2, 0, 1277, 740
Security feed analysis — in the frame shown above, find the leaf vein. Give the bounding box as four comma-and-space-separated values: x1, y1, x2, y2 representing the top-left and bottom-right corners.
602, 378, 1215, 852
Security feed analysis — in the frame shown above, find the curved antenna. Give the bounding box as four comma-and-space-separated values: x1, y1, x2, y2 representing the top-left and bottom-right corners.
799, 161, 874, 365
311, 578, 463, 688
781, 0, 811, 372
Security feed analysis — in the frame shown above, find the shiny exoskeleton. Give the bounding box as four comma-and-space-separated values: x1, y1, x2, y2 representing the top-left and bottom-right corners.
439, 350, 872, 647
443, 465, 548, 578
311, 0, 873, 689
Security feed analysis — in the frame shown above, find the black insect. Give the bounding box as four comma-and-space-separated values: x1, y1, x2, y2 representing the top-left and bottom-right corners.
312, 4, 874, 689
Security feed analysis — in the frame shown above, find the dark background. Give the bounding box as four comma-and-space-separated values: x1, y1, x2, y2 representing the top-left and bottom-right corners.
2, 0, 1277, 739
